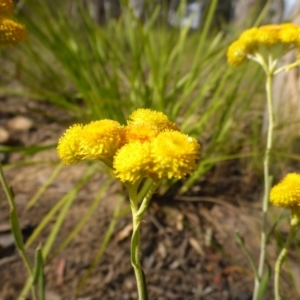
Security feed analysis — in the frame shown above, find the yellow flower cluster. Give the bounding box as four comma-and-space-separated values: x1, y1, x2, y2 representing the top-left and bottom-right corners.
0, 0, 13, 16
227, 23, 300, 66
0, 0, 27, 46
270, 173, 300, 212
58, 109, 200, 184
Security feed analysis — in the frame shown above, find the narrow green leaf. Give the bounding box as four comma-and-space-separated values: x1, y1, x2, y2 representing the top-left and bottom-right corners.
48, 178, 112, 260
42, 188, 77, 259
25, 165, 97, 248
37, 246, 45, 300
27, 163, 63, 209
32, 245, 43, 285
76, 196, 124, 292
9, 207, 24, 250
257, 267, 271, 300
235, 231, 258, 280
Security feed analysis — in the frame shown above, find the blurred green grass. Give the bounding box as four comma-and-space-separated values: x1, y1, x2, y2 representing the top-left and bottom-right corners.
3, 0, 267, 180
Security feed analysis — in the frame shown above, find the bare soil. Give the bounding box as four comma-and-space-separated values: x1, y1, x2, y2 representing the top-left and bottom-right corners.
0, 97, 298, 300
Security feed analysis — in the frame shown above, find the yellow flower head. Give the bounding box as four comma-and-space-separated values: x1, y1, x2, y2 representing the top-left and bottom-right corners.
239, 28, 259, 51
0, 17, 27, 45
227, 23, 300, 66
128, 109, 179, 132
151, 131, 200, 179
0, 0, 14, 16
256, 24, 281, 46
270, 173, 300, 211
57, 109, 201, 184
80, 120, 124, 162
227, 40, 249, 66
279, 23, 300, 44
57, 124, 84, 165
113, 142, 152, 184
124, 123, 159, 143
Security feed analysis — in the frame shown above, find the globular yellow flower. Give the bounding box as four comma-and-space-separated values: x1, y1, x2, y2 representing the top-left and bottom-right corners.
270, 173, 300, 211
113, 142, 152, 184
57, 109, 201, 184
80, 120, 124, 162
124, 123, 159, 143
280, 23, 300, 45
128, 108, 179, 132
0, 0, 14, 16
57, 124, 84, 165
227, 23, 300, 66
239, 28, 259, 51
0, 17, 27, 45
256, 24, 281, 46
151, 131, 200, 179
227, 40, 249, 66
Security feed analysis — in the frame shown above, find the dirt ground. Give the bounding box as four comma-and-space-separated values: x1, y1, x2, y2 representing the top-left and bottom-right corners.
0, 97, 298, 300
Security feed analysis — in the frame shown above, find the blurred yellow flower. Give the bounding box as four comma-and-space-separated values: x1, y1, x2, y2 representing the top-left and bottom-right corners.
128, 108, 179, 132
0, 0, 14, 16
0, 17, 27, 45
57, 124, 84, 165
80, 120, 124, 162
239, 28, 259, 50
227, 40, 249, 66
256, 25, 281, 46
270, 173, 300, 210
280, 23, 300, 44
113, 142, 152, 184
151, 131, 200, 179
227, 23, 300, 66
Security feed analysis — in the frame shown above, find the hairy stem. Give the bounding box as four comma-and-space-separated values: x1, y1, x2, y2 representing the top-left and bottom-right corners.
126, 180, 160, 300
253, 68, 274, 300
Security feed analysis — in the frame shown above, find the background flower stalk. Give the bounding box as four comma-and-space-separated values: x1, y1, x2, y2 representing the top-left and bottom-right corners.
227, 23, 300, 300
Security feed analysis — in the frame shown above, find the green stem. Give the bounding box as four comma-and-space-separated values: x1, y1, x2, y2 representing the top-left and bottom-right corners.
253, 64, 275, 300
274, 60, 300, 75
127, 183, 147, 300
126, 180, 161, 300
274, 214, 299, 300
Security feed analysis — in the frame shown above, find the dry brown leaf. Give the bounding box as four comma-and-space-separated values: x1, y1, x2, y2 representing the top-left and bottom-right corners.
189, 237, 205, 257
114, 224, 133, 242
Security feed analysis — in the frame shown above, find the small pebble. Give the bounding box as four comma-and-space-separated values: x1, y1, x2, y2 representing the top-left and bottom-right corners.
45, 290, 62, 300
0, 127, 9, 143
7, 116, 33, 131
